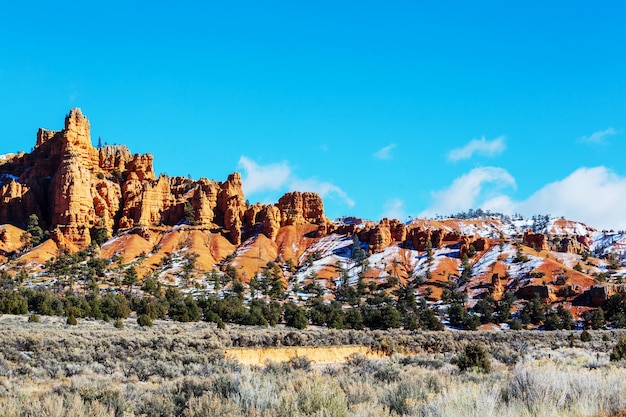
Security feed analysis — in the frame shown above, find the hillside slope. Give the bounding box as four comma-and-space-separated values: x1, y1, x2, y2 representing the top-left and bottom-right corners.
1, 109, 626, 329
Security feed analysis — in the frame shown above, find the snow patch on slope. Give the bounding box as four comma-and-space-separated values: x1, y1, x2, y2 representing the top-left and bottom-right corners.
552, 252, 581, 269
501, 243, 544, 278
591, 232, 626, 258
471, 246, 502, 278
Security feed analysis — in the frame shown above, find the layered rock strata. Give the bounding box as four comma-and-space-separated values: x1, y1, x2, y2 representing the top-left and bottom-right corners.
0, 109, 327, 249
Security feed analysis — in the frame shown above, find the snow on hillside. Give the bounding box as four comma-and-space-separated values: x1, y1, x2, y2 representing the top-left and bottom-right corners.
471, 246, 502, 278
500, 243, 544, 280
511, 218, 535, 231
591, 232, 626, 258
455, 220, 504, 238
292, 234, 354, 289
547, 218, 593, 236
296, 234, 353, 265
552, 252, 581, 269
367, 246, 402, 276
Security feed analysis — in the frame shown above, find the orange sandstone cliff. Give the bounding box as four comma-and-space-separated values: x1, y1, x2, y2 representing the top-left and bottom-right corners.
0, 109, 327, 253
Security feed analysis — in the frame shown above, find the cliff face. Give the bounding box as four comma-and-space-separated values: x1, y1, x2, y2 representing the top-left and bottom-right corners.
0, 109, 327, 249
277, 192, 327, 226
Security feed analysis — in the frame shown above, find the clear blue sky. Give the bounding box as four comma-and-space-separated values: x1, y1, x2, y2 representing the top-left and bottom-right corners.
2, 1, 626, 229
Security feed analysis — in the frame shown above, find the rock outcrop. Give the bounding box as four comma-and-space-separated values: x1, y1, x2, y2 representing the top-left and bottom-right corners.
99, 145, 132, 172
390, 219, 407, 243
523, 230, 548, 251
0, 109, 335, 249
0, 109, 250, 247
459, 236, 489, 259
190, 178, 220, 226
219, 173, 246, 245
261, 205, 281, 241
589, 284, 626, 306
369, 219, 393, 253
558, 237, 586, 254
277, 192, 326, 226
0, 181, 40, 228
359, 219, 414, 253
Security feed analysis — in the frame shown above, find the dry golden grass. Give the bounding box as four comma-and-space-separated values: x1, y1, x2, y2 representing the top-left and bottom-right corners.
0, 315, 625, 416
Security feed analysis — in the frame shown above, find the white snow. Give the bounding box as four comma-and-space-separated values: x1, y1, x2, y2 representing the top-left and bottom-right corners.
552, 252, 581, 269
547, 218, 591, 236
591, 232, 626, 257
471, 246, 502, 277
500, 243, 544, 280
297, 234, 353, 265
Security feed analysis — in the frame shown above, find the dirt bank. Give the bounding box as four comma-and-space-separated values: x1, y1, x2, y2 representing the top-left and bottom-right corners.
223, 345, 381, 366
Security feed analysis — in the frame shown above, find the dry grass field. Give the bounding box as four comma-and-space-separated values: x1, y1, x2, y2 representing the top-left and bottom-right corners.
0, 315, 625, 416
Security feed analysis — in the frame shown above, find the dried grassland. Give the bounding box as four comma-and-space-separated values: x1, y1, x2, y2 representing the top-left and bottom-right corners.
0, 315, 625, 416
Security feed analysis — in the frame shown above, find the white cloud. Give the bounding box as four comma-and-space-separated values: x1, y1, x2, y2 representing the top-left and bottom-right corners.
419, 165, 626, 230
290, 178, 355, 207
580, 127, 617, 144
382, 198, 407, 220
514, 167, 626, 230
238, 156, 290, 195
448, 136, 506, 161
373, 144, 396, 160
419, 167, 516, 218
238, 156, 355, 208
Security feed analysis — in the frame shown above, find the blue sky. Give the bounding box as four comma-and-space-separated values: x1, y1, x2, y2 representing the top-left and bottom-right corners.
2, 1, 626, 229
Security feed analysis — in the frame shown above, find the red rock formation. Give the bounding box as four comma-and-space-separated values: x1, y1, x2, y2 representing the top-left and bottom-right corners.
370, 219, 393, 253
443, 231, 461, 242
277, 191, 326, 226
218, 173, 246, 244
473, 237, 488, 252
48, 109, 100, 246
390, 219, 407, 243
335, 223, 359, 236
99, 145, 132, 172
218, 173, 245, 216
224, 196, 244, 245
357, 223, 375, 245
559, 237, 586, 254
261, 205, 281, 241
408, 227, 445, 251
516, 284, 551, 301
431, 229, 443, 248
411, 228, 432, 251
489, 273, 504, 300
459, 236, 488, 258
0, 109, 256, 247
127, 153, 156, 181
244, 203, 264, 227
92, 179, 121, 234
588, 285, 626, 306
577, 235, 591, 248
191, 178, 220, 227
523, 229, 548, 251
0, 181, 40, 227
459, 235, 471, 259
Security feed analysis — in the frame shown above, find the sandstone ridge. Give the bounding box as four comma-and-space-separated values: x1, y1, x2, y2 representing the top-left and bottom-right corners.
2, 110, 625, 317
0, 109, 328, 249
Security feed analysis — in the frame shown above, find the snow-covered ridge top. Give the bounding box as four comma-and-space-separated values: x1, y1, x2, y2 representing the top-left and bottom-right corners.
403, 215, 600, 237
